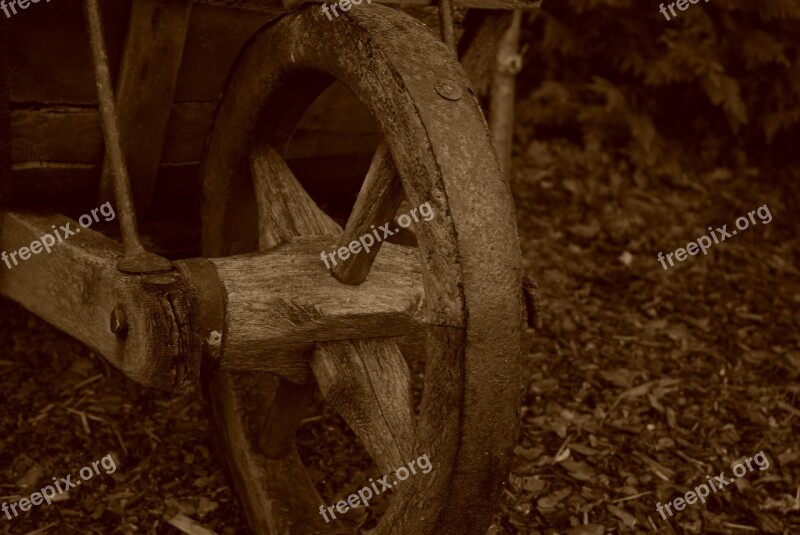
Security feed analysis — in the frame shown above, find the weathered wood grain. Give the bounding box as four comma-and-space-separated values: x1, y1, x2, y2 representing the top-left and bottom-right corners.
208, 236, 424, 358
198, 6, 524, 534
0, 211, 202, 392
201, 60, 351, 532
249, 136, 420, 482
489, 9, 522, 175
330, 142, 404, 285
312, 338, 415, 474
459, 10, 513, 96
98, 0, 193, 215
251, 145, 342, 249
202, 370, 341, 533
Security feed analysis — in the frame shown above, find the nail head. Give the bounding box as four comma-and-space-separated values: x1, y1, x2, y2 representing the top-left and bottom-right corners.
435, 79, 462, 101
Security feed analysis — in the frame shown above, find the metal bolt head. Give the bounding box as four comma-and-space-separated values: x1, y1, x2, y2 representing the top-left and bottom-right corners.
434, 79, 462, 101
110, 305, 128, 337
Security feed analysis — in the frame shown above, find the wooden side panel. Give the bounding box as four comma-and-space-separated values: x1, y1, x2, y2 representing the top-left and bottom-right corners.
10, 83, 380, 165
98, 0, 194, 214
0, 15, 10, 203
7, 0, 538, 105
8, 0, 273, 104
11, 104, 212, 164
256, 0, 540, 9
8, 0, 131, 104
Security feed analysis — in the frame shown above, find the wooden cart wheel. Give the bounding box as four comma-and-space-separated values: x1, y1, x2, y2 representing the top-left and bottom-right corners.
200, 5, 524, 534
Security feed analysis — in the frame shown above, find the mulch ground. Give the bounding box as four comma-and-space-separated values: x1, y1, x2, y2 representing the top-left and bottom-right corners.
1, 140, 798, 534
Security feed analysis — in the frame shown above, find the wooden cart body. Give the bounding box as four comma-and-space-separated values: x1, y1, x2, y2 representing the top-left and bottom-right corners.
3, 0, 536, 215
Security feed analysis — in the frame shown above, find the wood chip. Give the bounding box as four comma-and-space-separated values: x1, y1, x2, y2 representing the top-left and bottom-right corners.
165, 512, 218, 535
22, 521, 60, 535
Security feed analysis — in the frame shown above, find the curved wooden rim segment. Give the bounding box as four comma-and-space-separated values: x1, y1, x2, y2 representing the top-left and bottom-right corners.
202, 5, 523, 534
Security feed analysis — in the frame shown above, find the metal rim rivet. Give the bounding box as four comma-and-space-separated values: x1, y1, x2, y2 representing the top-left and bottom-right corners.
435, 79, 462, 101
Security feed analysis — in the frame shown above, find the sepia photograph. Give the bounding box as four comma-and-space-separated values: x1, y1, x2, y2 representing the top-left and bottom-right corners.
0, 0, 798, 533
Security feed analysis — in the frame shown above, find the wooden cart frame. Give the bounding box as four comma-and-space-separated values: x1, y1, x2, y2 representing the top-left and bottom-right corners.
0, 0, 540, 532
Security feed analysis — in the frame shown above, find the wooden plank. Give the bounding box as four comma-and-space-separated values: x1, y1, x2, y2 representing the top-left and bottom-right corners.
7, 1, 536, 107
98, 0, 193, 215
0, 211, 202, 392
10, 98, 379, 165
5, 155, 368, 213
0, 15, 10, 203
8, 0, 131, 104
11, 105, 212, 164
280, 0, 540, 9
7, 1, 272, 104
8, 162, 197, 205
11, 107, 104, 163
459, 10, 513, 96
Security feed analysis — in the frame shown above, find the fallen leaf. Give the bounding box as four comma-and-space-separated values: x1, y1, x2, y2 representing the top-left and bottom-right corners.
607, 504, 637, 528
565, 525, 605, 535
537, 488, 572, 509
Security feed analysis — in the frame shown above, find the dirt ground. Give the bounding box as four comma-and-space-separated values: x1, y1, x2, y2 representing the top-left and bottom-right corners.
1, 141, 799, 534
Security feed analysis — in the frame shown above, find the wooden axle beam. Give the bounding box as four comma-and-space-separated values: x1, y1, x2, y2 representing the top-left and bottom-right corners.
202, 236, 426, 382
0, 211, 426, 391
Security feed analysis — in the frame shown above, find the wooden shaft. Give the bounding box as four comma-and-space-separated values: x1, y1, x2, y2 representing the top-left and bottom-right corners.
438, 0, 457, 53
0, 211, 201, 392
488, 9, 522, 176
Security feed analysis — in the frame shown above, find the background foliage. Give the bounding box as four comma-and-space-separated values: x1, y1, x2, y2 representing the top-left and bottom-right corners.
518, 0, 800, 178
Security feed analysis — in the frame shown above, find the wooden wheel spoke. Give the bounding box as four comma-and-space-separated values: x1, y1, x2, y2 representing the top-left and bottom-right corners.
205, 370, 348, 532
330, 141, 404, 285
250, 144, 342, 250
312, 338, 415, 474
